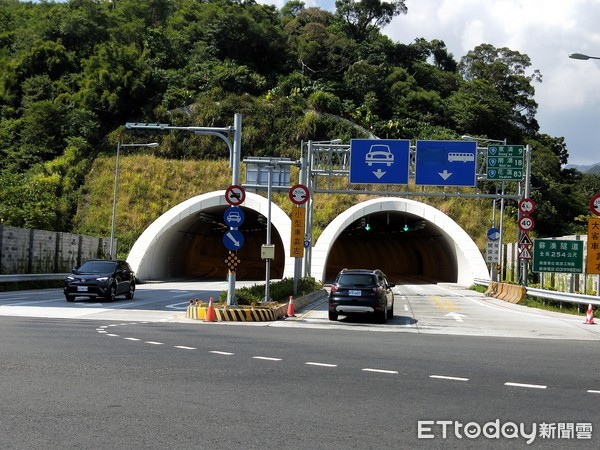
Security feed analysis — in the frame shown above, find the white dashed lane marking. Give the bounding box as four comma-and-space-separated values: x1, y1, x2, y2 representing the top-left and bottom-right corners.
430, 375, 469, 382
505, 382, 547, 390
253, 356, 282, 361
362, 368, 399, 375
305, 362, 337, 368
94, 322, 598, 394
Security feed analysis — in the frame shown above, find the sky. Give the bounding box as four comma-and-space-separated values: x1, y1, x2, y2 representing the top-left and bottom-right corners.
260, 0, 600, 166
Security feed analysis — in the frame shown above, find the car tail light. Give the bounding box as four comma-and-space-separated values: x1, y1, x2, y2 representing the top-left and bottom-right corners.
372, 286, 383, 294
330, 284, 339, 293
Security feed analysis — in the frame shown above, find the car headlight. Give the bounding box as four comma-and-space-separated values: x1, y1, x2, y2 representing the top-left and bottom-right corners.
66, 276, 75, 281
96, 277, 109, 282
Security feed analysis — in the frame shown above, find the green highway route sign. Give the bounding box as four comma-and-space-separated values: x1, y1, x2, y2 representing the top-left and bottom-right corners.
532, 239, 584, 274
486, 145, 524, 181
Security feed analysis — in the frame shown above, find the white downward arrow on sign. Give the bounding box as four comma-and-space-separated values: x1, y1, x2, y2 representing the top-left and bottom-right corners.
438, 170, 452, 180
226, 232, 240, 247
373, 169, 386, 179
445, 312, 466, 322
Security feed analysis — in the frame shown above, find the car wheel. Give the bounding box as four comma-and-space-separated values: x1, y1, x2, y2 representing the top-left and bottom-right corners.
328, 311, 338, 321
378, 307, 388, 324
106, 284, 116, 302
65, 295, 75, 302
125, 281, 135, 300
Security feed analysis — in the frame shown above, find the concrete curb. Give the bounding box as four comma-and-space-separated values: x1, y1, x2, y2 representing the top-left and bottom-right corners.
185, 289, 328, 322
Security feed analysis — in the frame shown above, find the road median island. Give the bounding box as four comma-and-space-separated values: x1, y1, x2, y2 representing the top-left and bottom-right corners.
185, 289, 328, 322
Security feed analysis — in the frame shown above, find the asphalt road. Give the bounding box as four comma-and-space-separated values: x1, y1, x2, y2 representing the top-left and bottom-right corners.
1, 282, 599, 448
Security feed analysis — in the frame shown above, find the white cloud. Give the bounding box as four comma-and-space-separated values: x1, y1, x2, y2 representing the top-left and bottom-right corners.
258, 0, 600, 164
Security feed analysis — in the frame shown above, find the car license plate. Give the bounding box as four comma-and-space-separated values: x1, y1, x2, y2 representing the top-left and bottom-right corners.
349, 290, 361, 296
77, 286, 88, 292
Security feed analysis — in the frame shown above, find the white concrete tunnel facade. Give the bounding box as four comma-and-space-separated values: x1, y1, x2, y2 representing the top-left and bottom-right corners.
128, 192, 489, 286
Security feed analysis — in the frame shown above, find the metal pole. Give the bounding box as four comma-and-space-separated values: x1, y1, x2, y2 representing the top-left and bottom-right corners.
227, 113, 242, 306
305, 141, 315, 278
521, 144, 532, 286
109, 141, 121, 260
264, 165, 273, 302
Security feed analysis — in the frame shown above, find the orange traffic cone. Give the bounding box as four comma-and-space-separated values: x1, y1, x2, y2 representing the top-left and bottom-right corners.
286, 296, 295, 317
584, 304, 595, 325
205, 297, 216, 322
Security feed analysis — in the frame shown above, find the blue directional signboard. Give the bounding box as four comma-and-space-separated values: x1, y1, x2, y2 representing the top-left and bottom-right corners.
415, 140, 477, 187
223, 229, 244, 251
349, 139, 410, 185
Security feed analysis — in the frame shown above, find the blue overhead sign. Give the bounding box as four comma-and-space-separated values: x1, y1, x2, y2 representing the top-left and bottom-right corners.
349, 139, 410, 185
415, 140, 477, 187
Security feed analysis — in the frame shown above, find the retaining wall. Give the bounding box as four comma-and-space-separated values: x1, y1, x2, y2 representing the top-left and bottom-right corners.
0, 225, 110, 274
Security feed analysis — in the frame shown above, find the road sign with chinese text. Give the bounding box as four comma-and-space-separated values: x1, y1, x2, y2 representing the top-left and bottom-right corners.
486, 145, 524, 181
532, 239, 584, 274
290, 207, 306, 258
587, 218, 600, 275
485, 241, 500, 263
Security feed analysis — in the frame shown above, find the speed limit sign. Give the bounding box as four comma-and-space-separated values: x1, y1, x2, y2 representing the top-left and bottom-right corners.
518, 215, 535, 232
518, 198, 536, 214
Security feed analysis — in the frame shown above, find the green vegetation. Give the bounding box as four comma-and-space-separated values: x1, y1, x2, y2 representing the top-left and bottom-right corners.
218, 277, 323, 305
1, 0, 599, 257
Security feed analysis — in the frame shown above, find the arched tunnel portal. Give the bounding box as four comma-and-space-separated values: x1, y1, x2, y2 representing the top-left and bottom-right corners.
128, 194, 488, 286
323, 211, 457, 283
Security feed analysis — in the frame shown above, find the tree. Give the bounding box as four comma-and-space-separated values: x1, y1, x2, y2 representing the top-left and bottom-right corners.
459, 44, 541, 136
335, 0, 407, 42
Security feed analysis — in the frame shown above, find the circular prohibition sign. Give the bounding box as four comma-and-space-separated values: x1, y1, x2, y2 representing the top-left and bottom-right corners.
225, 185, 246, 206
518, 214, 535, 232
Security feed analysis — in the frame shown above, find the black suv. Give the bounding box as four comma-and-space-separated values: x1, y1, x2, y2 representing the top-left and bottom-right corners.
64, 259, 135, 302
328, 268, 395, 323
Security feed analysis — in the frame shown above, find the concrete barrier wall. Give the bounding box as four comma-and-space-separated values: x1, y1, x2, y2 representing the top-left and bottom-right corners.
485, 281, 526, 304
0, 225, 110, 274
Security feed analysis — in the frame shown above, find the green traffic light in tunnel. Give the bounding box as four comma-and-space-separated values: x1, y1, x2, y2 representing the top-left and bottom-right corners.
365, 223, 371, 231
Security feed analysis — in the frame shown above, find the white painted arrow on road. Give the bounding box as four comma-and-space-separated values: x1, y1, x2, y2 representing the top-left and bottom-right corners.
445, 312, 467, 322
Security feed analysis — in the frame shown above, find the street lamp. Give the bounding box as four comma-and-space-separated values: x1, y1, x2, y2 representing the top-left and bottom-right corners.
569, 53, 600, 61
109, 141, 159, 259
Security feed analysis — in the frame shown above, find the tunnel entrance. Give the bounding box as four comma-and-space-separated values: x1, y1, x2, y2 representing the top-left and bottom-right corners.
168, 206, 284, 280
325, 211, 457, 283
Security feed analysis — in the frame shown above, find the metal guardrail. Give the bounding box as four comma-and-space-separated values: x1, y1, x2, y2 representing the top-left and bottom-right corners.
474, 278, 600, 307
0, 274, 67, 283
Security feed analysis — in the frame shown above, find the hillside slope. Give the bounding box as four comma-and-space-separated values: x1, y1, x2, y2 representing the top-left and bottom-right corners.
74, 155, 518, 259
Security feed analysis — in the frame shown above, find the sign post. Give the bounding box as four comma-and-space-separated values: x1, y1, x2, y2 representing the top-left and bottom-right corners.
224, 185, 246, 306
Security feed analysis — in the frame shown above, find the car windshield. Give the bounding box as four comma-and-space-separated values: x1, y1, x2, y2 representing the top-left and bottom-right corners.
337, 274, 377, 287
77, 261, 117, 274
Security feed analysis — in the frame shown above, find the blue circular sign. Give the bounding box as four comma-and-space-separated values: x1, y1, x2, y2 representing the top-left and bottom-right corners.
487, 227, 500, 241
224, 207, 244, 228
223, 229, 244, 251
